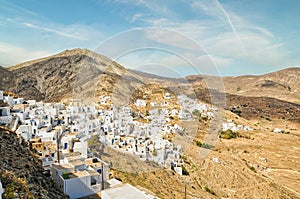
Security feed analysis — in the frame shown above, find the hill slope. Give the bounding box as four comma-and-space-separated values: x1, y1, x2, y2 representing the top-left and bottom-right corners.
0, 66, 15, 91
3, 49, 300, 123
187, 68, 300, 103
0, 129, 68, 198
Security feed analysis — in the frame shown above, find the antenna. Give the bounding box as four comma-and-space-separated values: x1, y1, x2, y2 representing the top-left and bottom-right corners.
184, 184, 187, 199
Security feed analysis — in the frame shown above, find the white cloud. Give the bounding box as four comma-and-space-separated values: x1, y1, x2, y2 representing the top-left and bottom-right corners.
22, 22, 104, 42
130, 13, 144, 23
107, 0, 175, 18
0, 42, 51, 66
131, 1, 291, 70
22, 23, 84, 41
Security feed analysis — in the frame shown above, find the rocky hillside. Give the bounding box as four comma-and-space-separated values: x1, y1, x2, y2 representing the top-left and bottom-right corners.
0, 66, 15, 91
4, 49, 127, 101
2, 48, 299, 123
0, 128, 68, 198
187, 68, 300, 103
190, 88, 300, 122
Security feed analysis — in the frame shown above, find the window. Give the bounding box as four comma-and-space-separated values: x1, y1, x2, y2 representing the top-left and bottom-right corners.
97, 169, 102, 174
91, 178, 97, 186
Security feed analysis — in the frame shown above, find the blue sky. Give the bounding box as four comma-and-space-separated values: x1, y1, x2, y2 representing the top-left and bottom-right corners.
0, 0, 299, 76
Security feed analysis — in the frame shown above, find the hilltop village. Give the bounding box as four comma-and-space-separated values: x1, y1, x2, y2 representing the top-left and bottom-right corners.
0, 89, 253, 199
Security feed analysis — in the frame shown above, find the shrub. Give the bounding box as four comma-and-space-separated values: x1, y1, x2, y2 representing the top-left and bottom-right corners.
182, 165, 189, 176
62, 172, 70, 179
201, 143, 213, 149
192, 109, 200, 117
219, 129, 239, 139
205, 186, 216, 195
194, 140, 202, 147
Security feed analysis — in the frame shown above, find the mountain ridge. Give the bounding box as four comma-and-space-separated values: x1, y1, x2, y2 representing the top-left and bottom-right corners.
1, 48, 299, 106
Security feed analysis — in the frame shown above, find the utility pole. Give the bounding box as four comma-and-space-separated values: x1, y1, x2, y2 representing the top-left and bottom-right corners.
56, 129, 60, 165
185, 184, 187, 199
56, 127, 64, 165
101, 163, 104, 190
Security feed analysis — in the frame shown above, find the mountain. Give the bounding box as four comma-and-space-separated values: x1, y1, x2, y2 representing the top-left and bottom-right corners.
4, 49, 191, 105
188, 68, 300, 103
5, 49, 300, 105
2, 48, 299, 123
4, 49, 125, 101
223, 68, 300, 103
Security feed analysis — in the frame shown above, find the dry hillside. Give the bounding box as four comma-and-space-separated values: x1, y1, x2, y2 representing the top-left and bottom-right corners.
1, 48, 299, 198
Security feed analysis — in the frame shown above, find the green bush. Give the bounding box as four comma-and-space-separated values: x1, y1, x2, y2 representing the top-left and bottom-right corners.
194, 140, 202, 147
219, 129, 239, 139
182, 165, 189, 176
201, 143, 213, 149
192, 109, 200, 116
62, 172, 70, 179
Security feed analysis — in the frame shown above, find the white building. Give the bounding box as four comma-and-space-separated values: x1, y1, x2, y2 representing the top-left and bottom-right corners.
135, 99, 147, 107
16, 125, 33, 141
0, 107, 12, 125
0, 90, 3, 100
3, 96, 13, 106
0, 180, 3, 199
164, 92, 171, 99
51, 157, 109, 199
0, 107, 10, 116
13, 98, 24, 105
273, 128, 283, 133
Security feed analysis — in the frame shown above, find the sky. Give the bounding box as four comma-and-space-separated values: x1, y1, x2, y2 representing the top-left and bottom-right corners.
0, 0, 299, 77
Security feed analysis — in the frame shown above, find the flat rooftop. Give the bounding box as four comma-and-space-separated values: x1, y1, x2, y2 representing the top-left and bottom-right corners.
52, 163, 74, 170
101, 183, 157, 199
85, 158, 107, 168
66, 155, 84, 162
68, 170, 90, 179
69, 159, 85, 167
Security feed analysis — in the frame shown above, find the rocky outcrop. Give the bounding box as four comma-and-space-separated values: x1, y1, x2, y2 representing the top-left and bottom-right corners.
0, 129, 68, 198
0, 66, 15, 91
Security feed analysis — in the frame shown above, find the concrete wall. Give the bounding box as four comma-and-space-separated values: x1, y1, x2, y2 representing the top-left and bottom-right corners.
64, 176, 102, 199
0, 180, 3, 199
16, 125, 33, 141
0, 107, 10, 116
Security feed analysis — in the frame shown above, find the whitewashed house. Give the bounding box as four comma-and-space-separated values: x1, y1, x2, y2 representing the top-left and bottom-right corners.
170, 109, 178, 117
0, 107, 12, 125
135, 99, 147, 107
150, 102, 158, 107
0, 90, 3, 100
13, 98, 24, 105
50, 157, 109, 199
16, 125, 33, 141
73, 138, 88, 158
0, 107, 10, 116
273, 128, 283, 133
0, 180, 3, 199
3, 96, 13, 106
164, 92, 171, 99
